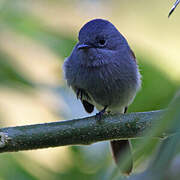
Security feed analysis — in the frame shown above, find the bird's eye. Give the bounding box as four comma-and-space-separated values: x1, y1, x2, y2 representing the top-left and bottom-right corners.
98, 39, 106, 46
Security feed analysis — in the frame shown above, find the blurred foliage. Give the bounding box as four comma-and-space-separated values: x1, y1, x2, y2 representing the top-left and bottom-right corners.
128, 54, 178, 112
0, 50, 33, 87
0, 154, 37, 180
0, 0, 180, 180
0, 2, 76, 58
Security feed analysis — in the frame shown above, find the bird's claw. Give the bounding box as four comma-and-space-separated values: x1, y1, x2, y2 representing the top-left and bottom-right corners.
95, 111, 104, 121
95, 106, 108, 121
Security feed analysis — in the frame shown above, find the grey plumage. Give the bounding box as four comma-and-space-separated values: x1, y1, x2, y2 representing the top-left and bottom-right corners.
63, 19, 141, 174
64, 19, 141, 113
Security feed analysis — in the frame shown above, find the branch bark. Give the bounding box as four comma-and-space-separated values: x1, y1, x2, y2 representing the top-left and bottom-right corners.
0, 110, 169, 153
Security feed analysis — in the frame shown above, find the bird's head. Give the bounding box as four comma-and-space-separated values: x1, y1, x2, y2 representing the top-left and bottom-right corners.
78, 19, 128, 52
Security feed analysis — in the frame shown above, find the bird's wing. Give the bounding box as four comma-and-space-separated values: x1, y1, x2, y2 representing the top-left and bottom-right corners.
73, 87, 94, 113
82, 100, 94, 113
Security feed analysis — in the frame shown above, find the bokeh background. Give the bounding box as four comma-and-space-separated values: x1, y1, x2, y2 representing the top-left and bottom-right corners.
0, 0, 180, 179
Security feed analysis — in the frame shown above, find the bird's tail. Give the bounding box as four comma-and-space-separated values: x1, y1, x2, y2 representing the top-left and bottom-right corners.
110, 139, 133, 175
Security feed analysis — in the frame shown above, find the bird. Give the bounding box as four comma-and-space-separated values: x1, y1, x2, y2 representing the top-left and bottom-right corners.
63, 19, 141, 174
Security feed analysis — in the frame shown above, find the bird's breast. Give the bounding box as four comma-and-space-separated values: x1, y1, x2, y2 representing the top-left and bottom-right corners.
72, 61, 139, 109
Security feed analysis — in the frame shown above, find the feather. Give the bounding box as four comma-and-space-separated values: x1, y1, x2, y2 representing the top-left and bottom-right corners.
82, 100, 94, 113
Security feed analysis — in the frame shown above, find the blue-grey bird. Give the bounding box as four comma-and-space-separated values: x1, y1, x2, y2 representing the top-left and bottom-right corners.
63, 19, 141, 174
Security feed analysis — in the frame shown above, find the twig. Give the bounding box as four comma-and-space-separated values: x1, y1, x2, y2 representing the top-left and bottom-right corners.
0, 110, 169, 153
168, 0, 180, 17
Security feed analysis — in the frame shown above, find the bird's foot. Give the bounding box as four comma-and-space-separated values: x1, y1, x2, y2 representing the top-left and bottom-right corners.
95, 106, 108, 121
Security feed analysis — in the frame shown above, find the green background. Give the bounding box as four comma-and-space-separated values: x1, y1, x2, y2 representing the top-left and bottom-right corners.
0, 0, 180, 179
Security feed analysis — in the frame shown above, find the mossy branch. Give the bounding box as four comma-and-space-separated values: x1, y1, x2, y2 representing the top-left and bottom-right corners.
0, 110, 173, 153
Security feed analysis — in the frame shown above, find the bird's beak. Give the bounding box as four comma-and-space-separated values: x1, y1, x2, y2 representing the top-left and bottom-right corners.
78, 43, 91, 50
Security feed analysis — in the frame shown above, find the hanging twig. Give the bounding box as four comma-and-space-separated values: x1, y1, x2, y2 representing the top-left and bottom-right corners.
168, 0, 180, 17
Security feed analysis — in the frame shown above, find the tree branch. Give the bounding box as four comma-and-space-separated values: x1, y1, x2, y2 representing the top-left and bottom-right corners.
0, 110, 171, 153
